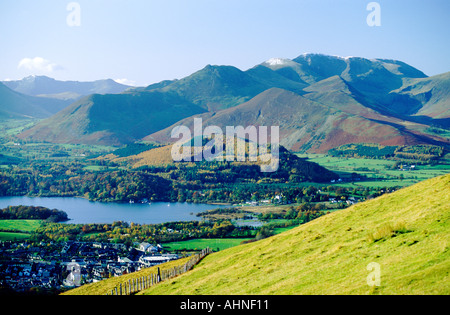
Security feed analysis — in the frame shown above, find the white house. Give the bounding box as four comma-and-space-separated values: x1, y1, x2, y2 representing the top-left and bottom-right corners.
118, 257, 133, 264
138, 242, 151, 252
138, 242, 162, 253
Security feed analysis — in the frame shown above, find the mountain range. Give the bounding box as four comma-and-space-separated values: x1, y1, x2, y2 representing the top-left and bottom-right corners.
0, 82, 67, 119
2, 76, 131, 101
15, 53, 450, 152
0, 76, 131, 121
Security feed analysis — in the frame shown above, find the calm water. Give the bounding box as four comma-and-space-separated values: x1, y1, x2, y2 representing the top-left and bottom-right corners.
0, 196, 227, 224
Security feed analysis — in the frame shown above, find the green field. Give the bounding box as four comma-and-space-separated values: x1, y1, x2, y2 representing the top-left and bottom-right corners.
163, 221, 299, 252
0, 119, 38, 137
0, 232, 32, 241
297, 153, 450, 188
164, 238, 252, 252
0, 119, 115, 162
0, 220, 42, 241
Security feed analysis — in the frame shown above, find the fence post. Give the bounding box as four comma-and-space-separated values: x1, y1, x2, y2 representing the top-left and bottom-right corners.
105, 248, 212, 295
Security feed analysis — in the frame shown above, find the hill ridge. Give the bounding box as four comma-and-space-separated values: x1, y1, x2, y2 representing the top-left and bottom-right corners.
136, 174, 449, 295
2, 75, 131, 101
17, 53, 450, 149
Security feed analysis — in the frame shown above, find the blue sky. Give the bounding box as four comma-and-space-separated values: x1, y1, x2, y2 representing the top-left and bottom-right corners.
1, 0, 449, 86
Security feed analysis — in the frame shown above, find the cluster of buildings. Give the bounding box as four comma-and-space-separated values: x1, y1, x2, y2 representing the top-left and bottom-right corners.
0, 240, 180, 294
398, 164, 416, 171
328, 196, 361, 205
242, 194, 285, 207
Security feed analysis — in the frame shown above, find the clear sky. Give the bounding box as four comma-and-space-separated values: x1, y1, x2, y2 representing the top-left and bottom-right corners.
1, 0, 449, 86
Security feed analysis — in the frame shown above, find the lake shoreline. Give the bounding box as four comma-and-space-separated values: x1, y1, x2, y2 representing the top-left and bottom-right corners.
0, 196, 228, 225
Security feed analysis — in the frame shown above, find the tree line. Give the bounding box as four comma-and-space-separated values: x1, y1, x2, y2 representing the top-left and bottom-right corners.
0, 206, 69, 223
31, 220, 255, 245
329, 143, 445, 163
0, 163, 172, 203
0, 159, 392, 206
0, 147, 338, 204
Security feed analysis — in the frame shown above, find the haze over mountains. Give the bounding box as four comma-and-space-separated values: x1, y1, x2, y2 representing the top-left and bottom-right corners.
0, 81, 71, 119
14, 53, 450, 152
0, 76, 131, 121
2, 76, 131, 101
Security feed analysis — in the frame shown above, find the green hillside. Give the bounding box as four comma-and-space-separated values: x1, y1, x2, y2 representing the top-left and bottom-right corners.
158, 64, 270, 111
0, 82, 51, 119
138, 174, 449, 295
18, 91, 207, 146
400, 72, 450, 120
0, 82, 73, 119
145, 87, 426, 153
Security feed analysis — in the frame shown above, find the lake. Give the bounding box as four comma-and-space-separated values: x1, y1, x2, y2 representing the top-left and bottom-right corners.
0, 196, 228, 225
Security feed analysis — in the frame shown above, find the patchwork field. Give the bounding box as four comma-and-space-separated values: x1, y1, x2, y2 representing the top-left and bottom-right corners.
0, 220, 42, 241
297, 153, 450, 188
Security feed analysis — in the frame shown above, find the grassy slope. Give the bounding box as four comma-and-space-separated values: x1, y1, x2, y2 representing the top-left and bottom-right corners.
139, 174, 449, 295
18, 91, 206, 146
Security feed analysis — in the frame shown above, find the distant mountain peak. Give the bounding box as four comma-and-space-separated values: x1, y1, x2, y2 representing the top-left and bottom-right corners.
297, 53, 353, 60
2, 76, 132, 101
15, 53, 449, 150
24, 75, 39, 81
264, 58, 292, 66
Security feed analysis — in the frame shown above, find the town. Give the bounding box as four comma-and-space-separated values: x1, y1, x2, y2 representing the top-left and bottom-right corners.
0, 240, 179, 294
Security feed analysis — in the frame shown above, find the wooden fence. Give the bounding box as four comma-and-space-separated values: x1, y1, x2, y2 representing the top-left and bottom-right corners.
107, 248, 212, 295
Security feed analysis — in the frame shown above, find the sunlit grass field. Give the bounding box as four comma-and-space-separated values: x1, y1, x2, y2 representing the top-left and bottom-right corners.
0, 220, 42, 241
137, 174, 449, 295
164, 238, 253, 252
297, 153, 450, 187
